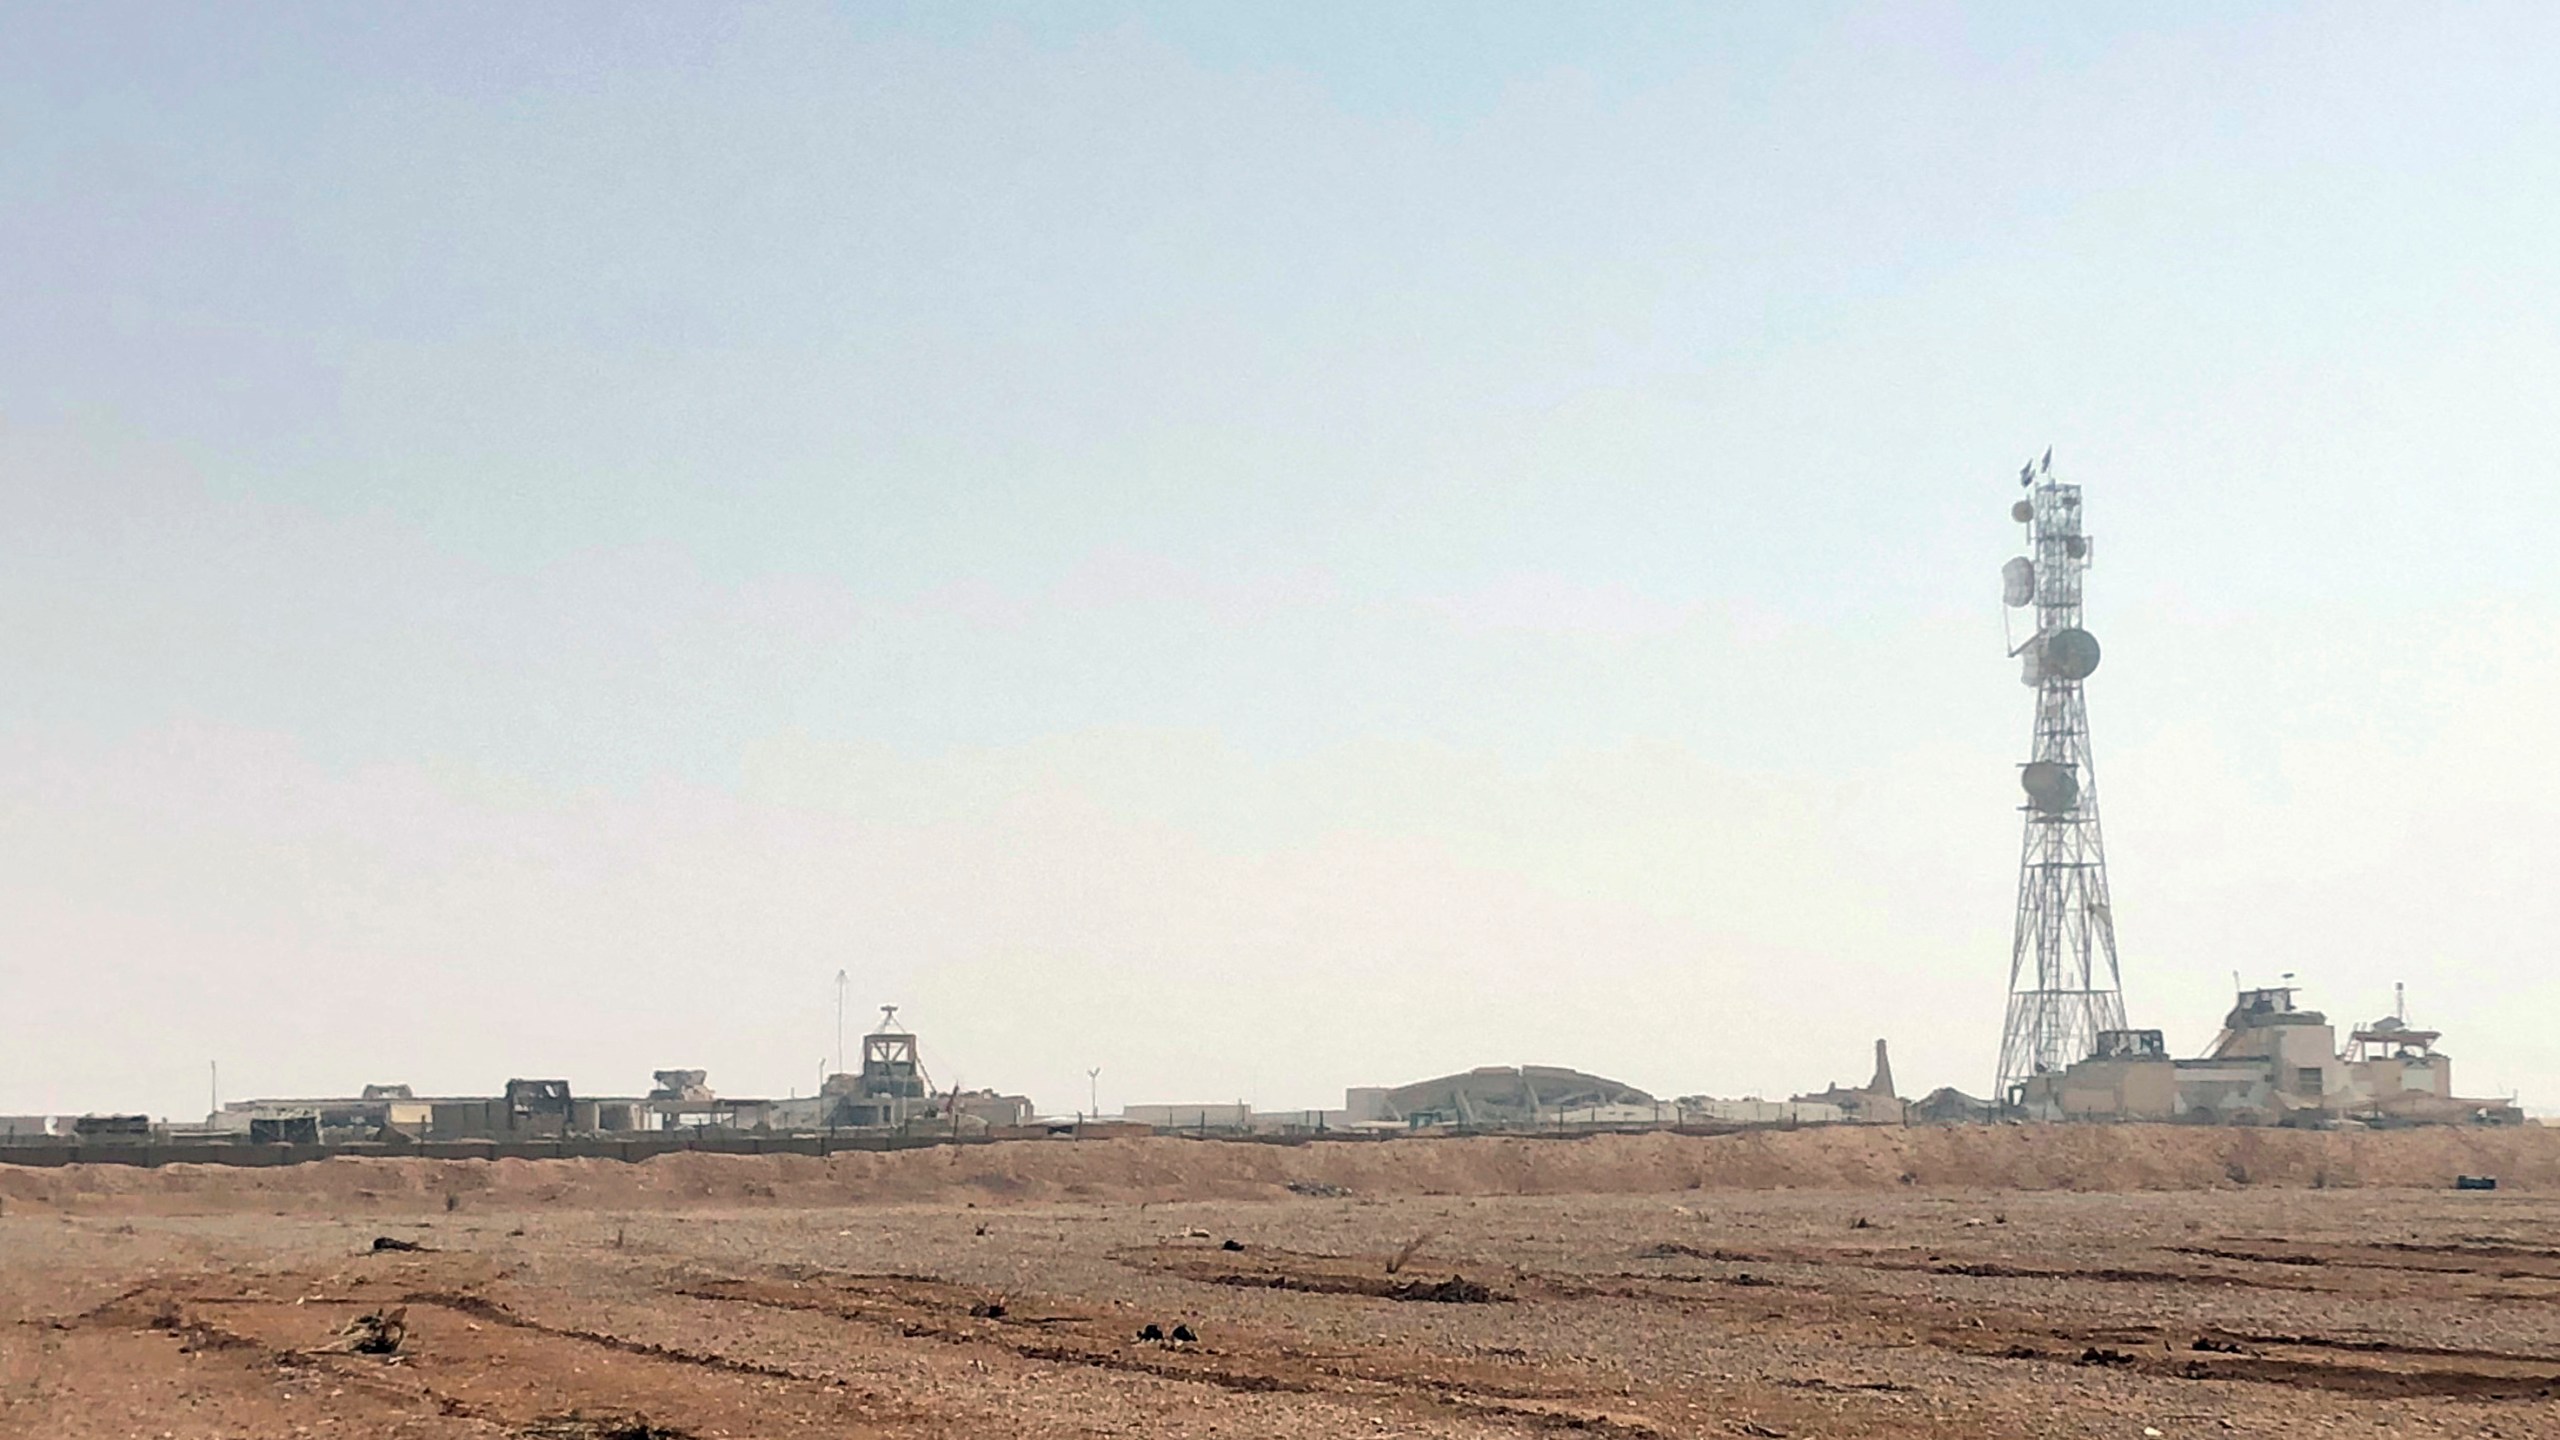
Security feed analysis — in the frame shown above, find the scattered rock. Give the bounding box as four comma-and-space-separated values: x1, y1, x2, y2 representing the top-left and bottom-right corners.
2075, 1346, 2135, 1368
968, 1300, 1007, 1320
1220, 1238, 1245, 1252
1284, 1181, 1349, 1198
345, 1307, 408, 1356
1169, 1323, 1197, 1343
1136, 1323, 1165, 1342
369, 1235, 427, 1253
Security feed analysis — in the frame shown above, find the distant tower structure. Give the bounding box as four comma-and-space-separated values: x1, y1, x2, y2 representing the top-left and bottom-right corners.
1996, 452, 2129, 1099
860, 1005, 929, 1125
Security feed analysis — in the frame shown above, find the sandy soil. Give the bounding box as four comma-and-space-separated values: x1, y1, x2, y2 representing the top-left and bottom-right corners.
4, 1129, 2556, 1439
4, 1125, 2556, 1217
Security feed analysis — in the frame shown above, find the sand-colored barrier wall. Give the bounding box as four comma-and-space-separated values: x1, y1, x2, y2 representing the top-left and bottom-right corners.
1, 1124, 2552, 1216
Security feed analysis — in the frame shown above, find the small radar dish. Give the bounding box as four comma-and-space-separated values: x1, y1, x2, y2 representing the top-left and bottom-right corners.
2010, 499, 2033, 523
2001, 557, 2035, 607
2020, 760, 2080, 813
2043, 627, 2101, 680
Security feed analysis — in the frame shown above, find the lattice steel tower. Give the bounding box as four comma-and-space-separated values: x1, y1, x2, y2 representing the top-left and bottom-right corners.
1995, 453, 2128, 1099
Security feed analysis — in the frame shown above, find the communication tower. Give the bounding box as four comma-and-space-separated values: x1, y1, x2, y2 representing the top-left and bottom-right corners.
1996, 452, 2129, 1098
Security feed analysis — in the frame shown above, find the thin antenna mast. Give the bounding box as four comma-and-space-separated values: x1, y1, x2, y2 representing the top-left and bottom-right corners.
834, 969, 850, 1078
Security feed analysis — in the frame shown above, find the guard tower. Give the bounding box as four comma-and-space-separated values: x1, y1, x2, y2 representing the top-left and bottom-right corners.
859, 1005, 928, 1120
1996, 453, 2131, 1099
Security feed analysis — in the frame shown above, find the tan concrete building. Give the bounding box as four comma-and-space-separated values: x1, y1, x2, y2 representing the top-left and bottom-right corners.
2019, 1029, 2180, 1121
1793, 1040, 1908, 1124
2017, 986, 2519, 1127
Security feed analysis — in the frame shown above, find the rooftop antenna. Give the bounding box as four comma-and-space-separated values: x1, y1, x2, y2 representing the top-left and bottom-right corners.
834, 969, 850, 1078
2395, 981, 2406, 1023
1996, 451, 2130, 1098
1087, 1066, 1101, 1122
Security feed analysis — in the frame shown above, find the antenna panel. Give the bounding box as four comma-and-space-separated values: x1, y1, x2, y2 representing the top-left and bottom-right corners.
2001, 557, 2035, 607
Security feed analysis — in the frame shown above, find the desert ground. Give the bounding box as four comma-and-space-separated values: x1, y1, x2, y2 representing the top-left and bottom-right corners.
4, 1128, 2558, 1440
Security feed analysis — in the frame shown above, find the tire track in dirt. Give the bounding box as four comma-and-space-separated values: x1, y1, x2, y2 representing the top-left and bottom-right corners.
67, 1288, 511, 1431
672, 1270, 1672, 1437
1621, 1236, 2560, 1306
62, 1267, 913, 1438
1128, 1239, 2560, 1405
2173, 1239, 2560, 1282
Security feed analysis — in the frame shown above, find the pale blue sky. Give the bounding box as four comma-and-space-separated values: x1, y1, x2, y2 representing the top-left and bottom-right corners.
5, 3, 2557, 1118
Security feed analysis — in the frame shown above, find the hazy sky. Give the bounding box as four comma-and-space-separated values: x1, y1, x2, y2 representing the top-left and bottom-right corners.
6, 3, 2558, 1120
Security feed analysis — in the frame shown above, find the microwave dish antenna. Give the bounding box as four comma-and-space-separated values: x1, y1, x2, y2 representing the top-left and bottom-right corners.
2043, 627, 2101, 680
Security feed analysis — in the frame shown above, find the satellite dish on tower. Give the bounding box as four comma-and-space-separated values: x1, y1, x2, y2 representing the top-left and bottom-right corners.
2010, 499, 2033, 523
2043, 627, 2101, 680
2001, 557, 2035, 607
2020, 760, 2080, 813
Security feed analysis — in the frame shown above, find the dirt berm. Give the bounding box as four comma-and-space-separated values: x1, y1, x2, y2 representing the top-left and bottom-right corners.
2, 1125, 2552, 1215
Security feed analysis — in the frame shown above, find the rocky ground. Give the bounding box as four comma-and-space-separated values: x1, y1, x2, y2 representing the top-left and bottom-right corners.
3, 1142, 2557, 1439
